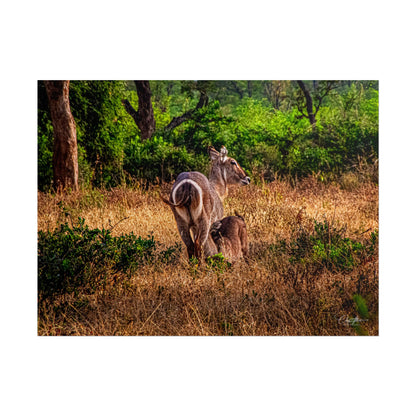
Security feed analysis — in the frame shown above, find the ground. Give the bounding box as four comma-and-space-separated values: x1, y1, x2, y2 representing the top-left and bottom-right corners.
38, 176, 378, 335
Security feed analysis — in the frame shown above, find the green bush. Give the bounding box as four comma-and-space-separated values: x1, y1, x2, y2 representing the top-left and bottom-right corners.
124, 136, 207, 183
38, 82, 378, 187
37, 95, 54, 191
170, 101, 234, 152
277, 220, 378, 271
38, 218, 180, 300
69, 81, 134, 187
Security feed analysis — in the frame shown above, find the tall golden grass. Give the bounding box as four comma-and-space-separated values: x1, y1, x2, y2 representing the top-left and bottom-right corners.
38, 175, 378, 335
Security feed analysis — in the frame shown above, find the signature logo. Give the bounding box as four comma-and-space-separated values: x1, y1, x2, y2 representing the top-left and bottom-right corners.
338, 315, 368, 327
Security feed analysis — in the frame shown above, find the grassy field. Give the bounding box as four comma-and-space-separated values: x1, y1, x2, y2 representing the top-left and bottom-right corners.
38, 175, 378, 336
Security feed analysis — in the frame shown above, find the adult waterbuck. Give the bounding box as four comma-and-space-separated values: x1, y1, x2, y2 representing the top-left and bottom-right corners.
161, 146, 250, 260
210, 215, 249, 262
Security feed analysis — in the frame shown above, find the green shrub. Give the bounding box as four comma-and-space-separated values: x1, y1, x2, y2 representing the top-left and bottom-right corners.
38, 218, 180, 300
277, 220, 378, 271
37, 109, 54, 191
38, 82, 378, 187
124, 136, 207, 183
170, 101, 234, 153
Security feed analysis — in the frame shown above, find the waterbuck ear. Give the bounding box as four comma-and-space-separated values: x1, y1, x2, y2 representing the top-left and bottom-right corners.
234, 210, 244, 221
220, 146, 228, 161
209, 146, 220, 161
210, 221, 222, 234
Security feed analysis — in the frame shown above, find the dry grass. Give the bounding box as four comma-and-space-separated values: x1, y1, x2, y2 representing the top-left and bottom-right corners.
38, 176, 378, 336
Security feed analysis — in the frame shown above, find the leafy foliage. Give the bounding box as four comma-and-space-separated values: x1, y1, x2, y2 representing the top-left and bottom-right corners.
38, 111, 54, 190
38, 83, 54, 190
206, 252, 232, 273
38, 81, 378, 189
68, 81, 135, 187
123, 136, 206, 183
349, 294, 370, 335
38, 218, 180, 300
353, 294, 369, 319
276, 219, 378, 271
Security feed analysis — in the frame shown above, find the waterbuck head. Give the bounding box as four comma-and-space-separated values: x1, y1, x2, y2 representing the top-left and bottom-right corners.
208, 146, 250, 197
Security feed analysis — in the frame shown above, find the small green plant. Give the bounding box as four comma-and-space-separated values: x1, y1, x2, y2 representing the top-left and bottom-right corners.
221, 320, 235, 336
351, 294, 370, 335
159, 242, 182, 264
188, 256, 200, 278
353, 294, 369, 319
206, 253, 232, 273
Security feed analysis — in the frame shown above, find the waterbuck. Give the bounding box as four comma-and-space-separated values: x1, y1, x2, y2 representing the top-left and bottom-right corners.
210, 215, 249, 262
161, 146, 250, 260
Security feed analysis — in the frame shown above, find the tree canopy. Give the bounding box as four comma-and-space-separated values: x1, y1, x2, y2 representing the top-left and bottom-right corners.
38, 80, 378, 190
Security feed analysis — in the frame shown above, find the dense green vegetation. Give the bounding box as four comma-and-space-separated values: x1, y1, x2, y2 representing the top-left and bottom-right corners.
38, 80, 378, 190
38, 217, 181, 301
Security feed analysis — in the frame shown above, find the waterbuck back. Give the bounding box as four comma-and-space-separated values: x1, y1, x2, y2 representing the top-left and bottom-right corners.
162, 146, 250, 260
210, 215, 249, 262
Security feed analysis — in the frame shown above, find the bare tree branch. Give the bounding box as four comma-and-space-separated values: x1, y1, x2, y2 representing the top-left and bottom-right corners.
165, 90, 209, 131
297, 80, 316, 126
313, 81, 338, 116
121, 98, 137, 118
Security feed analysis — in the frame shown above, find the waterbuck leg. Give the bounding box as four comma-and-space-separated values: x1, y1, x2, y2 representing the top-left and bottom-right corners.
195, 219, 217, 259
194, 238, 202, 260
178, 227, 196, 259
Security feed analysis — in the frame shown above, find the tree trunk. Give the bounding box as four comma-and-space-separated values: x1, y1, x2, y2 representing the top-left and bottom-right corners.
44, 81, 79, 191
122, 81, 156, 140
297, 80, 316, 126
231, 81, 244, 99
247, 80, 253, 98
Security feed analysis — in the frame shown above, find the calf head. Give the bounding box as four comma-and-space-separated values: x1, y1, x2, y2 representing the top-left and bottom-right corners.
210, 215, 248, 262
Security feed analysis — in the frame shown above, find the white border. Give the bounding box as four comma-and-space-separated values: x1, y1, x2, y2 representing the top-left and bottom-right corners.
3, 1, 416, 415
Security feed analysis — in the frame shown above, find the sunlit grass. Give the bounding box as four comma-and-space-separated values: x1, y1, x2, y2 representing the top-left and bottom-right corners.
38, 176, 378, 336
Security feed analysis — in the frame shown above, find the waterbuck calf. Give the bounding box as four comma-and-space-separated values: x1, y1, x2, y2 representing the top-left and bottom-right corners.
161, 146, 250, 260
210, 215, 249, 262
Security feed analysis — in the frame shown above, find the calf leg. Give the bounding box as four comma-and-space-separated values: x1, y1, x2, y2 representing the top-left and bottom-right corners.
240, 228, 249, 260
201, 234, 218, 259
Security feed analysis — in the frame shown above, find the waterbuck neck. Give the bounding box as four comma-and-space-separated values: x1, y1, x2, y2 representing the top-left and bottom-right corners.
209, 165, 228, 199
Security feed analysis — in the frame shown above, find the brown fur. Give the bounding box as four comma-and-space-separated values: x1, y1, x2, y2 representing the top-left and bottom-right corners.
161, 146, 250, 260
210, 215, 249, 262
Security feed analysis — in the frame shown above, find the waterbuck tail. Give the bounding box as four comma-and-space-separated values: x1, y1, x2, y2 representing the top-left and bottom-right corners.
159, 193, 173, 206
160, 192, 191, 207
160, 181, 195, 208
